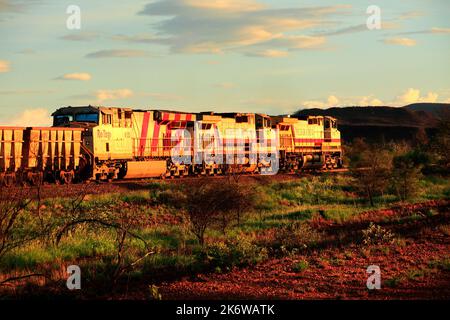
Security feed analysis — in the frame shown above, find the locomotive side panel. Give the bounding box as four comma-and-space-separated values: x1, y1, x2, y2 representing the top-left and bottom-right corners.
92, 108, 133, 161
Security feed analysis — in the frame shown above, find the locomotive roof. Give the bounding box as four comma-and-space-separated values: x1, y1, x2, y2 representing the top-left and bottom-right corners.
53, 105, 136, 116
52, 106, 100, 116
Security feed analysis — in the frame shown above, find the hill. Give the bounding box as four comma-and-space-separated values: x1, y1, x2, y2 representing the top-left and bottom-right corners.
293, 104, 449, 143
404, 103, 450, 119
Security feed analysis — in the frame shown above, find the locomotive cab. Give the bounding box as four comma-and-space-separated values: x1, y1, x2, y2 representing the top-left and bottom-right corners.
52, 106, 100, 127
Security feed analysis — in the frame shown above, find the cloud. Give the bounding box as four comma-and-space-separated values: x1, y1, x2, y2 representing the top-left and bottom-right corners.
0, 59, 10, 72
61, 32, 100, 42
396, 27, 450, 36
395, 88, 438, 105
245, 49, 289, 58
431, 27, 450, 34
299, 89, 443, 109
96, 89, 134, 102
301, 95, 387, 108
85, 49, 151, 58
383, 37, 416, 46
317, 24, 367, 37
1, 108, 51, 127
302, 95, 341, 109
359, 96, 384, 107
56, 73, 92, 81
184, 0, 265, 12
0, 0, 32, 13
138, 0, 350, 56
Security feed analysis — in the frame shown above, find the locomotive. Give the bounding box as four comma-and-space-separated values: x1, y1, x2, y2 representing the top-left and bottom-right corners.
0, 106, 342, 185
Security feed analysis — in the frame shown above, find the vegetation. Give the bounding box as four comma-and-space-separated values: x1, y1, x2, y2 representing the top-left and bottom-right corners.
0, 130, 449, 298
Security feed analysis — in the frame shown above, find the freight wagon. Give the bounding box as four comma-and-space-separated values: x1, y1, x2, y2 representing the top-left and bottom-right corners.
0, 126, 84, 185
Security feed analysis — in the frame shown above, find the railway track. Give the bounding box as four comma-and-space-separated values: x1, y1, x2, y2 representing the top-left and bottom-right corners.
111, 168, 350, 184
1, 168, 350, 200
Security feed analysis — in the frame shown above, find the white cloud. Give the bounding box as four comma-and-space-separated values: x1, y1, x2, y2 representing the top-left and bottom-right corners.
57, 73, 92, 81
359, 96, 384, 106
383, 37, 416, 46
395, 88, 438, 105
246, 49, 289, 58
0, 60, 10, 72
1, 108, 51, 127
96, 89, 134, 102
302, 95, 340, 109
431, 27, 450, 34
184, 0, 265, 12
138, 1, 349, 56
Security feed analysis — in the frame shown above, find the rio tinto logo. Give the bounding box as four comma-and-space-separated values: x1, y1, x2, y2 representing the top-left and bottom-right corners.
170, 124, 280, 175
97, 129, 112, 140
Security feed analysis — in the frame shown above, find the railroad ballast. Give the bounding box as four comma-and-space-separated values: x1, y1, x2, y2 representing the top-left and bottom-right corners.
0, 106, 343, 184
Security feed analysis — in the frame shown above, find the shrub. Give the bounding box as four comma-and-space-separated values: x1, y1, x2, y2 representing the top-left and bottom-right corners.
273, 222, 323, 250
362, 223, 395, 245
292, 260, 309, 273
182, 180, 256, 245
198, 236, 268, 270
391, 152, 423, 201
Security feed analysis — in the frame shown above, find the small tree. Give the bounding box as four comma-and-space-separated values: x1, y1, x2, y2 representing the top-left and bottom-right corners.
431, 119, 450, 169
183, 179, 255, 245
349, 141, 393, 207
391, 152, 423, 201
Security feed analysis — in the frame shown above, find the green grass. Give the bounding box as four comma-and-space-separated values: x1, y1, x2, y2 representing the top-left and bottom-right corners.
0, 173, 448, 292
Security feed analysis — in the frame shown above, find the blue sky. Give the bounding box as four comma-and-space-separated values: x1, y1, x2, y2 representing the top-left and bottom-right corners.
0, 0, 449, 126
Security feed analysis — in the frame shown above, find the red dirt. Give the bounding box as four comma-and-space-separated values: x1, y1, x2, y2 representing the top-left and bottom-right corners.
158, 201, 450, 300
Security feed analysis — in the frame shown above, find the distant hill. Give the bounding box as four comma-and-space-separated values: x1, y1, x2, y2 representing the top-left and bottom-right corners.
404, 103, 450, 119
293, 103, 449, 143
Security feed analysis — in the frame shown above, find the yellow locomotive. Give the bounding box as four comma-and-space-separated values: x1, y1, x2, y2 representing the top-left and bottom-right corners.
0, 105, 342, 184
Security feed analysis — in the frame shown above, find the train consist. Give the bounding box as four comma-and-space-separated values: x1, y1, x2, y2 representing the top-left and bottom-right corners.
0, 106, 342, 184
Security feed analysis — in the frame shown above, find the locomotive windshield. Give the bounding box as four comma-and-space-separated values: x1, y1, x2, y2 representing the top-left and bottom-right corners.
74, 113, 99, 123
53, 111, 99, 126
54, 115, 73, 126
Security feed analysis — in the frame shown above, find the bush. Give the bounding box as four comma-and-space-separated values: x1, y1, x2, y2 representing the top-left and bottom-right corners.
198, 236, 268, 270
292, 260, 309, 273
391, 152, 423, 201
273, 222, 323, 250
362, 223, 395, 245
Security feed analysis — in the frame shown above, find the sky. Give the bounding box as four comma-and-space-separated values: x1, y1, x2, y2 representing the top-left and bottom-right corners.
0, 0, 449, 126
